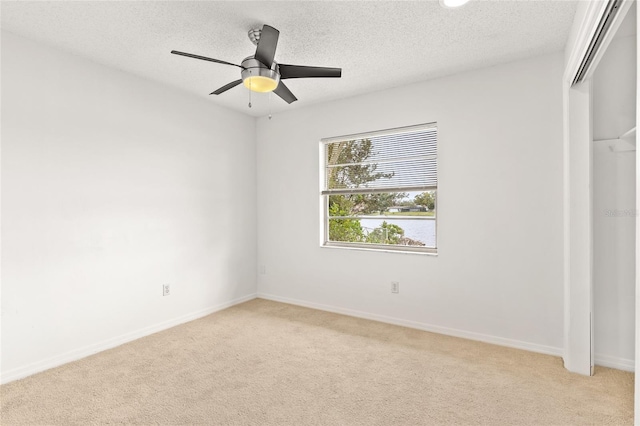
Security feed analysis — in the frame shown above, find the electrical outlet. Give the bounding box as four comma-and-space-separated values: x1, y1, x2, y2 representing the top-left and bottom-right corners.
391, 281, 399, 293
163, 284, 170, 296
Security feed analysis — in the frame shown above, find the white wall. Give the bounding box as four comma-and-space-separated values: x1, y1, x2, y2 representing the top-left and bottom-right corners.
1, 32, 257, 382
593, 33, 637, 141
592, 26, 637, 370
256, 53, 565, 354
593, 142, 636, 368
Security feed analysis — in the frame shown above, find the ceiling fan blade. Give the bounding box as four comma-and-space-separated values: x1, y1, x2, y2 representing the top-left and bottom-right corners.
273, 81, 297, 104
254, 25, 279, 68
279, 64, 342, 79
171, 50, 243, 69
210, 79, 243, 95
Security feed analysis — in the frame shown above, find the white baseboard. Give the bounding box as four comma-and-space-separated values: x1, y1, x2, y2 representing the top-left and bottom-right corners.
595, 353, 635, 372
257, 292, 564, 358
8, 292, 630, 383
1, 293, 257, 384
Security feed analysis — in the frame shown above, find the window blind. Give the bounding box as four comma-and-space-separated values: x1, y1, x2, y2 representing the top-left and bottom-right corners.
322, 124, 437, 195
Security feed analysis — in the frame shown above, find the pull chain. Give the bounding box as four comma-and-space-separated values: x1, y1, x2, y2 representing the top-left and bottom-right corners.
248, 70, 252, 108
268, 92, 272, 120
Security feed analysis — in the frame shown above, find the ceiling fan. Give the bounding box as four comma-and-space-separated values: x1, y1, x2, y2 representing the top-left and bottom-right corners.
171, 24, 342, 104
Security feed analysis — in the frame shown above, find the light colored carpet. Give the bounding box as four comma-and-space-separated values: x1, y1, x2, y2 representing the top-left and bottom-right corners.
1, 298, 633, 425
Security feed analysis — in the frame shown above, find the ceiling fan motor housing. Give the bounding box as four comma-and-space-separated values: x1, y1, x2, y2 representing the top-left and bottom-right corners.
240, 56, 280, 92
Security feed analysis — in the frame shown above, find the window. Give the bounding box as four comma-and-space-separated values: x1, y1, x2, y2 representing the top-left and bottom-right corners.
321, 123, 438, 254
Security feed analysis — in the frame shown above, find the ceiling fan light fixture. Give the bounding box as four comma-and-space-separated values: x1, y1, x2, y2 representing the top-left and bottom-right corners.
243, 75, 279, 93
440, 0, 470, 8
240, 57, 281, 93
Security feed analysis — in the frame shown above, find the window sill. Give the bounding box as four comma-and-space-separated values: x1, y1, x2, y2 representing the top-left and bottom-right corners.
321, 243, 438, 256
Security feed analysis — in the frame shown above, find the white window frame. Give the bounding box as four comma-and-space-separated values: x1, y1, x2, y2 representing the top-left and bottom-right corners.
320, 123, 438, 254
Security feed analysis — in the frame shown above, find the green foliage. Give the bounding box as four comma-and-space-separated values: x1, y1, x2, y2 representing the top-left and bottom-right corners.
326, 139, 392, 190
326, 139, 406, 245
366, 221, 404, 244
328, 199, 364, 243
414, 191, 436, 210
349, 192, 408, 215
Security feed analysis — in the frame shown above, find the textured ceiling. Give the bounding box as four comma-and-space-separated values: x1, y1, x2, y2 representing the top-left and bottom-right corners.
1, 1, 578, 117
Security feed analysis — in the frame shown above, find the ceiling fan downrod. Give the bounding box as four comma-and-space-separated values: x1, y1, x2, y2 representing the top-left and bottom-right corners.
248, 28, 261, 46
